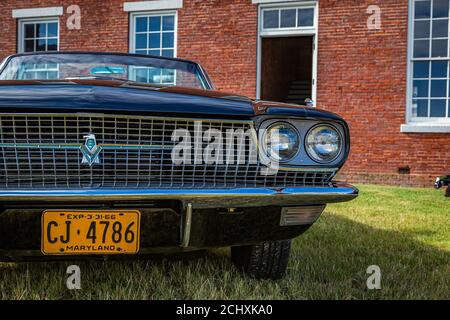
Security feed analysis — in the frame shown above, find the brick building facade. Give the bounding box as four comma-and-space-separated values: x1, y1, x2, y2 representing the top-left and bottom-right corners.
0, 0, 449, 187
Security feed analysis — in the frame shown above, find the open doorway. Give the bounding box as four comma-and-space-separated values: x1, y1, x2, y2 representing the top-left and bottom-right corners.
260, 36, 314, 105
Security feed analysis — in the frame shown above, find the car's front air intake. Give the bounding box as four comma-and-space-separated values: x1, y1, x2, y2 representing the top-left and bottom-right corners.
0, 113, 335, 190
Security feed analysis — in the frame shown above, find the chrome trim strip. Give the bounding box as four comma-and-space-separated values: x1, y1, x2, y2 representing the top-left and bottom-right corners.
0, 183, 359, 208
181, 203, 193, 248
0, 143, 172, 150
0, 113, 255, 125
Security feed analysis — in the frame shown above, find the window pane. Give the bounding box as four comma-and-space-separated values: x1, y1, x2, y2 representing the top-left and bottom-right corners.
433, 0, 449, 18
431, 39, 448, 57
37, 23, 46, 37
148, 68, 161, 82
430, 99, 446, 116
47, 63, 58, 69
24, 24, 35, 38
136, 34, 147, 49
163, 16, 175, 31
431, 61, 447, 77
149, 49, 161, 56
162, 32, 174, 48
47, 39, 57, 51
161, 68, 175, 83
46, 71, 58, 80
415, 1, 431, 19
36, 39, 46, 52
432, 19, 448, 38
135, 68, 148, 83
136, 17, 148, 32
280, 9, 296, 28
414, 20, 430, 38
24, 39, 34, 52
431, 80, 447, 96
23, 72, 34, 80
47, 23, 58, 37
414, 61, 430, 78
413, 99, 429, 117
162, 49, 174, 57
149, 16, 161, 32
263, 10, 279, 29
413, 80, 429, 97
135, 49, 147, 55
149, 33, 161, 49
298, 8, 314, 27
414, 39, 430, 57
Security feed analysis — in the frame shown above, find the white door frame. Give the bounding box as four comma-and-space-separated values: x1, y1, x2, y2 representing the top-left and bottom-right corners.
256, 1, 319, 106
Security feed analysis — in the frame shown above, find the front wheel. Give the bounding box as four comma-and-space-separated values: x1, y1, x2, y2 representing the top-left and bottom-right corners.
231, 240, 292, 280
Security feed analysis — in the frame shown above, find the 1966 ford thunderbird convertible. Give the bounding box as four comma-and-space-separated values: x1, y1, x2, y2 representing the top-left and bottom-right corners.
0, 52, 358, 279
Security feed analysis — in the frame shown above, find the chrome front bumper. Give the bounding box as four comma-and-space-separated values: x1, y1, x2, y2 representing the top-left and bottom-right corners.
0, 182, 358, 209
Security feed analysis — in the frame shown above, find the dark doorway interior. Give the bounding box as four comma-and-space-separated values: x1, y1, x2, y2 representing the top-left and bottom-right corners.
261, 36, 313, 105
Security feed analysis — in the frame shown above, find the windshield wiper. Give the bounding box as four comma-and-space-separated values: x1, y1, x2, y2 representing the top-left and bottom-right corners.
64, 76, 133, 82
63, 76, 165, 90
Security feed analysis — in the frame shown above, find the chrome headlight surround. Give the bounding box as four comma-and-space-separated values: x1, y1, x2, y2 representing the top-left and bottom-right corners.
261, 122, 300, 163
305, 124, 343, 164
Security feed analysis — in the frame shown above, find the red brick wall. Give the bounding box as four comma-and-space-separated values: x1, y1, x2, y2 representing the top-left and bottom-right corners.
0, 0, 448, 187
317, 0, 450, 186
178, 0, 257, 97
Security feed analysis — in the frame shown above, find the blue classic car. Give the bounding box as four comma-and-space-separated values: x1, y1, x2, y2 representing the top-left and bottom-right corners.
0, 52, 358, 279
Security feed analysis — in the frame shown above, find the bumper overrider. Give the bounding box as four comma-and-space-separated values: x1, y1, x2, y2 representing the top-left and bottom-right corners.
0, 183, 358, 259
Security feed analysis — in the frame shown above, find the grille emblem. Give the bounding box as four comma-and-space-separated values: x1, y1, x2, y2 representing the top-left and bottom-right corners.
81, 134, 101, 166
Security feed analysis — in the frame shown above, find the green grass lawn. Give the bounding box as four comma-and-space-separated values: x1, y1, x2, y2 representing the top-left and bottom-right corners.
0, 184, 449, 300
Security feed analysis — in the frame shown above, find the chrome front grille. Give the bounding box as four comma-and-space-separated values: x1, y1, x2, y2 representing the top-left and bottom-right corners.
0, 114, 335, 190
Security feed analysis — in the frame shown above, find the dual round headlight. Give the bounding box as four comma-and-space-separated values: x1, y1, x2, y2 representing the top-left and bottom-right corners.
263, 123, 300, 162
262, 122, 343, 164
305, 124, 342, 163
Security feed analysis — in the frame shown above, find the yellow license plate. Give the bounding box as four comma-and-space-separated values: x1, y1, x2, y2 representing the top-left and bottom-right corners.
41, 210, 141, 255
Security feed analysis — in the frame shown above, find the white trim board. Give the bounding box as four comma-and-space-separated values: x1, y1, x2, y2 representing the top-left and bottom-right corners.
252, 0, 316, 4
12, 7, 63, 19
124, 0, 183, 12
256, 1, 319, 106
401, 124, 450, 133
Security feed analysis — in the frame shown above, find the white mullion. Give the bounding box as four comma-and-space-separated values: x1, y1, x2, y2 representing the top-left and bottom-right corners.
278, 9, 281, 28
159, 15, 164, 81
448, 0, 450, 117
159, 15, 163, 55
428, 61, 432, 117
428, 0, 434, 117
45, 23, 49, 52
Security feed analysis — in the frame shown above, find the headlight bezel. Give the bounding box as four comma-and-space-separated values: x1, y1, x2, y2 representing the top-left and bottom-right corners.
305, 123, 343, 164
261, 121, 301, 163
258, 119, 347, 168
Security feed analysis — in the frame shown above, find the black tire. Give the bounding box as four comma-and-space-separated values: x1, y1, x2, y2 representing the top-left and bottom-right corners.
231, 240, 292, 280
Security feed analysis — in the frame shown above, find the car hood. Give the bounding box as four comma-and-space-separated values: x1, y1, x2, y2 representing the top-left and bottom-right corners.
0, 80, 343, 121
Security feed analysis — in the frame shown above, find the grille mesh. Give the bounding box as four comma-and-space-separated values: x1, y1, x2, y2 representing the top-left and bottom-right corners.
0, 114, 334, 189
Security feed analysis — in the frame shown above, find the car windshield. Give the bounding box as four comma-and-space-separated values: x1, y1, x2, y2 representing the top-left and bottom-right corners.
0, 53, 210, 89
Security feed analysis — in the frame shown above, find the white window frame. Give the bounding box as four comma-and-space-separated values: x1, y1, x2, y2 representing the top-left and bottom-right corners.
404, 0, 450, 133
18, 17, 60, 53
256, 1, 319, 106
129, 10, 178, 86
129, 10, 178, 57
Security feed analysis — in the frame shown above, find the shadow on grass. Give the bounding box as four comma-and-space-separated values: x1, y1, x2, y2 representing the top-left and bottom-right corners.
0, 214, 448, 300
